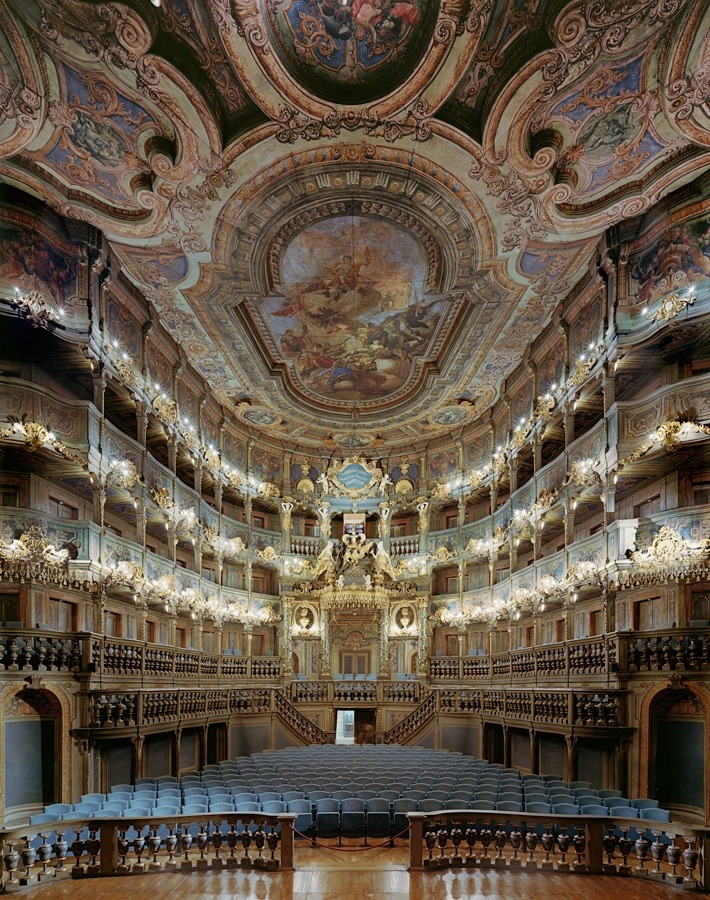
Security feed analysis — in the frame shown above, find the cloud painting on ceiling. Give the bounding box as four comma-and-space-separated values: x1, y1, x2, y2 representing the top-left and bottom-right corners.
266, 0, 434, 102
260, 215, 446, 404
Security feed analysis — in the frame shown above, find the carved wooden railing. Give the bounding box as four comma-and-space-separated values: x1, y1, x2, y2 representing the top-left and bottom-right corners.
91, 634, 280, 681
274, 690, 328, 745
84, 687, 272, 730
620, 630, 710, 672
437, 689, 625, 727
286, 679, 421, 705
0, 812, 295, 889
0, 629, 282, 682
429, 636, 618, 683
384, 690, 437, 744
0, 629, 85, 672
408, 809, 707, 890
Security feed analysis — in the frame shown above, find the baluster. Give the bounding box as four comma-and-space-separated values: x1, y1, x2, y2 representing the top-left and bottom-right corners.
3, 839, 21, 889
479, 825, 493, 866
148, 824, 162, 871
53, 829, 68, 876
7, 636, 20, 671
682, 840, 699, 889
556, 832, 570, 871
36, 832, 53, 882
195, 821, 210, 870
240, 824, 253, 867
117, 828, 130, 875
20, 640, 33, 671
180, 826, 194, 870
69, 639, 81, 671
132, 825, 147, 873
46, 640, 58, 671
424, 827, 437, 867
494, 825, 507, 867
450, 824, 463, 866
211, 821, 224, 869
464, 827, 477, 866
164, 824, 178, 872
602, 825, 618, 873
649, 830, 665, 880
265, 826, 279, 870
618, 826, 633, 875
436, 826, 448, 866
666, 835, 683, 883
19, 837, 37, 885
540, 824, 554, 870
525, 827, 538, 868
70, 828, 86, 877
86, 827, 101, 877
509, 823, 522, 867
686, 636, 698, 670
36, 638, 47, 670
634, 830, 649, 875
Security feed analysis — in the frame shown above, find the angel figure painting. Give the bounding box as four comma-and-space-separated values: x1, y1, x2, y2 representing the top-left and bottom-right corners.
263, 216, 446, 403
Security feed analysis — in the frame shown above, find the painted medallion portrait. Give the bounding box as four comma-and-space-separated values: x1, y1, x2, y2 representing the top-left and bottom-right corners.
262, 215, 446, 404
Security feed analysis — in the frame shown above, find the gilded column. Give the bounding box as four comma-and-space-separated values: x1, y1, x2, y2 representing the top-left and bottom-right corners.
320, 607, 331, 677
282, 602, 293, 675
417, 601, 428, 675
379, 606, 390, 676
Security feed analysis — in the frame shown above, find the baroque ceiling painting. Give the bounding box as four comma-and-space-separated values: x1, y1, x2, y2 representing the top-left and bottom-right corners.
257, 215, 445, 405
266, 0, 433, 102
0, 0, 709, 449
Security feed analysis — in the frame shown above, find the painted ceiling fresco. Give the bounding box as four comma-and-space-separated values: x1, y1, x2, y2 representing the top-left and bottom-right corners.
266, 0, 435, 103
0, 0, 709, 448
256, 215, 446, 406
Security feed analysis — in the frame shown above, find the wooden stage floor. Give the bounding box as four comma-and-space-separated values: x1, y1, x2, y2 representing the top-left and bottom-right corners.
22, 840, 689, 899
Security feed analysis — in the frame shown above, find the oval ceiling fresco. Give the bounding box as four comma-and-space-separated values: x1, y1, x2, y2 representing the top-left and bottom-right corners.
254, 214, 447, 407
264, 0, 438, 104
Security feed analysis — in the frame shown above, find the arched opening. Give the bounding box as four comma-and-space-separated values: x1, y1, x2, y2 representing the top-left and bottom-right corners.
2, 688, 61, 818
645, 683, 708, 821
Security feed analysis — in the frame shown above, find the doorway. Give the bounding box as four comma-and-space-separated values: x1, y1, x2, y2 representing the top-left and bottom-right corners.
341, 651, 371, 676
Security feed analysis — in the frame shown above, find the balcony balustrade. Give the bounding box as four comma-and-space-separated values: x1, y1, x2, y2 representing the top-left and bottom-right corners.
390, 536, 419, 557
0, 813, 294, 889
285, 679, 421, 705
429, 635, 616, 683
408, 809, 706, 889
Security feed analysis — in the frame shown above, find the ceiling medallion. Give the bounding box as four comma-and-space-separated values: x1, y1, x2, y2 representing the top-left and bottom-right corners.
431, 405, 470, 427
332, 431, 374, 449
241, 407, 279, 427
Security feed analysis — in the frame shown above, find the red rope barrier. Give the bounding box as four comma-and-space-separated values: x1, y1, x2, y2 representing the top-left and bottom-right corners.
292, 824, 411, 851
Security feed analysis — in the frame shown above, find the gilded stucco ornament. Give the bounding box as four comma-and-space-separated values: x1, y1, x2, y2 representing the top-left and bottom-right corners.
620, 417, 710, 467
11, 289, 63, 327
256, 481, 280, 499
611, 526, 710, 589
107, 459, 143, 490
325, 456, 385, 500
564, 458, 603, 488
654, 291, 695, 322
203, 526, 246, 559
0, 417, 86, 467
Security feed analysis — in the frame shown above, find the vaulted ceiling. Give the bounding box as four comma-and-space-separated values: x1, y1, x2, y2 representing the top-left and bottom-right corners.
1, 0, 709, 448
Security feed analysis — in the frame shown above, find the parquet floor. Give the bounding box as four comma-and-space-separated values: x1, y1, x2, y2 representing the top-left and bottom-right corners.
21, 840, 689, 899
